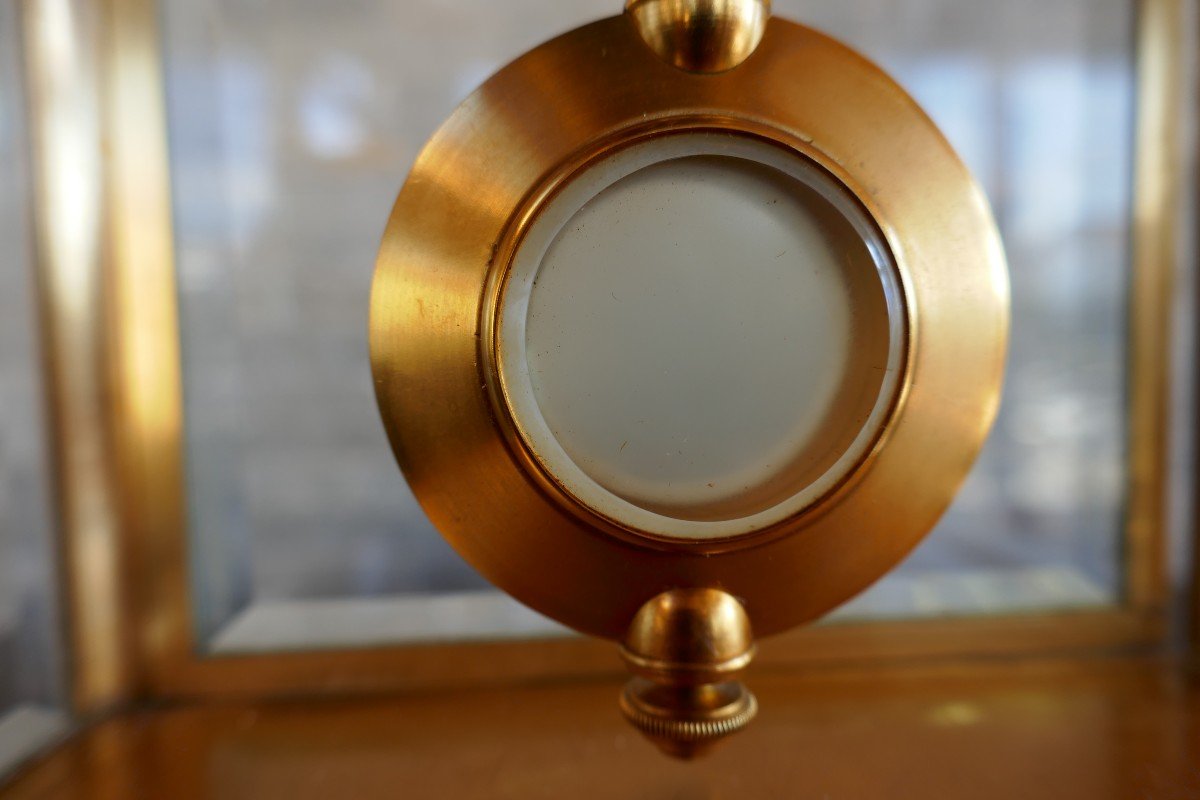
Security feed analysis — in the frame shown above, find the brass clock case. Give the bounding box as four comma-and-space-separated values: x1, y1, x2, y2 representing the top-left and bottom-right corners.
370, 13, 1008, 640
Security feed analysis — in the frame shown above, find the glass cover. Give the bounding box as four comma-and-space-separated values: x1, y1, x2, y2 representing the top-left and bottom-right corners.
499, 135, 902, 539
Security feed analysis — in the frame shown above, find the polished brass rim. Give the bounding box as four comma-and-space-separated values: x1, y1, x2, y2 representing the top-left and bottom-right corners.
370, 14, 1008, 640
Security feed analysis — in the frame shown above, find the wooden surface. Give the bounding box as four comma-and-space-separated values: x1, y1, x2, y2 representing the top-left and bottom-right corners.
3, 656, 1198, 799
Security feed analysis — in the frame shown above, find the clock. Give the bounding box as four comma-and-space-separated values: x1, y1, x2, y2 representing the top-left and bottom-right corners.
371, 0, 1008, 757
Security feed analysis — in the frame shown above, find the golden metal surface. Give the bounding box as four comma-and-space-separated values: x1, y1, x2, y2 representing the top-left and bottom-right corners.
625, 0, 769, 72
619, 680, 758, 759
20, 0, 131, 713
1126, 0, 1183, 613
3, 657, 1199, 798
116, 608, 1169, 701
371, 13, 1009, 640
619, 589, 757, 757
100, 0, 193, 699
621, 589, 755, 679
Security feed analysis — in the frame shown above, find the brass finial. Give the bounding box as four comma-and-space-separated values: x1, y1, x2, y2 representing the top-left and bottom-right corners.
619, 588, 757, 759
625, 0, 770, 73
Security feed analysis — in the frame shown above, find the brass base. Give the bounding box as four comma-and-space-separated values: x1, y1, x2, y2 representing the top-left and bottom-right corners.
618, 588, 757, 759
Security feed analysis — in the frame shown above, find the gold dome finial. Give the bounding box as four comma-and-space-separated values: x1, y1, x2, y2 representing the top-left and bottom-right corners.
625, 0, 771, 73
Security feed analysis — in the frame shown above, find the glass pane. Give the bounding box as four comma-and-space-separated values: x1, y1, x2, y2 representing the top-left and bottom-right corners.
805, 0, 1133, 617
163, 0, 1132, 650
0, 0, 68, 775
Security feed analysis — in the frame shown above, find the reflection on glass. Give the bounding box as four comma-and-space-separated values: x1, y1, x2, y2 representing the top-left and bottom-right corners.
163, 0, 1132, 648
0, 0, 68, 775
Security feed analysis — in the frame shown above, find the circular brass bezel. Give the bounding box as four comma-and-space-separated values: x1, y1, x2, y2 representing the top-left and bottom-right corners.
370, 14, 1009, 640
480, 122, 911, 550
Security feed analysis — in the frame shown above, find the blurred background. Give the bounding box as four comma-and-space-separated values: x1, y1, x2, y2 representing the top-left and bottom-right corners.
165, 0, 1134, 637
0, 0, 1192, 776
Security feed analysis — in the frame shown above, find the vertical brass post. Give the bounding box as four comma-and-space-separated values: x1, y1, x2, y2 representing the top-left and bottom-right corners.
20, 0, 131, 714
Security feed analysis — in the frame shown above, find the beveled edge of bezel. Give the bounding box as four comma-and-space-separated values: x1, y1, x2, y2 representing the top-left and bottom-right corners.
478, 116, 916, 555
